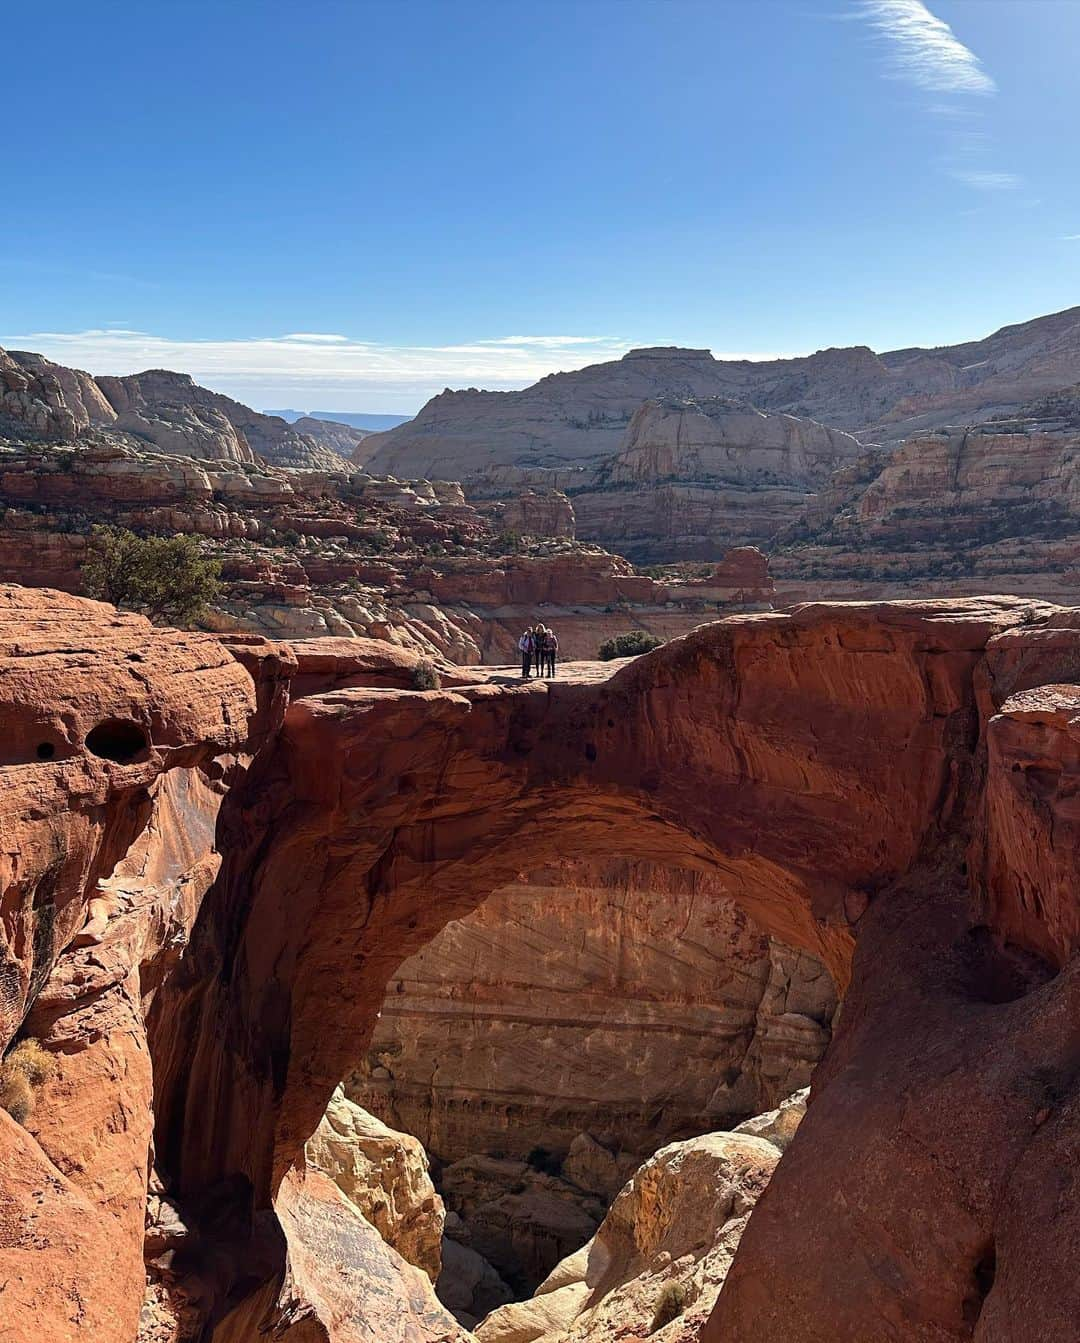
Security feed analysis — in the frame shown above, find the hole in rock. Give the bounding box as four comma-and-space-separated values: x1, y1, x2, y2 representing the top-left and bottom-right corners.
962, 1240, 996, 1324
311, 860, 839, 1332
35, 741, 55, 760
84, 718, 149, 763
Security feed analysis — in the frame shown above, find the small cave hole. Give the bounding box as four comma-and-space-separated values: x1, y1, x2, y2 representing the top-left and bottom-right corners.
584, 742, 598, 762
84, 719, 149, 764
35, 742, 55, 761
963, 1240, 996, 1324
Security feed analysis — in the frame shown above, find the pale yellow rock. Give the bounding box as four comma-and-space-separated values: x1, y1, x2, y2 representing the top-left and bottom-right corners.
305, 1086, 445, 1281
476, 1110, 807, 1343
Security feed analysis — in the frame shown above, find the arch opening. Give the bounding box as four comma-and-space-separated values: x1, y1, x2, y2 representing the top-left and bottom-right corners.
334, 857, 839, 1320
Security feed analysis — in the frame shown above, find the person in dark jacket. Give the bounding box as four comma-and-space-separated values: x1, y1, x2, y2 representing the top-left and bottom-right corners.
518, 629, 534, 679
542, 626, 558, 678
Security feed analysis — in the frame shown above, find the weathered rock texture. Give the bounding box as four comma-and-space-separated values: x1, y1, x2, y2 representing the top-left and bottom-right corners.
772, 397, 1080, 604
0, 347, 348, 469
305, 1087, 445, 1281
351, 861, 834, 1168
365, 307, 1080, 569
6, 588, 1080, 1341
569, 397, 860, 560
476, 1094, 807, 1343
366, 307, 1080, 481
0, 433, 770, 661
211, 1166, 471, 1343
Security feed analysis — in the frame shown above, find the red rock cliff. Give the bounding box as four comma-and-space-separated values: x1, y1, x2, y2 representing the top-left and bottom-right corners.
4, 589, 1080, 1340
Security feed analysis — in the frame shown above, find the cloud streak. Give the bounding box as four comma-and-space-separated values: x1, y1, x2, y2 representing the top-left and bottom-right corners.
858, 0, 995, 94
855, 1, 1021, 194
0, 328, 800, 412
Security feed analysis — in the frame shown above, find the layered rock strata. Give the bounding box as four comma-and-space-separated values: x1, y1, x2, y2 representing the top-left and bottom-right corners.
365, 307, 1080, 472
0, 347, 349, 469
772, 404, 1080, 604
351, 861, 834, 1169
0, 437, 773, 657
569, 397, 860, 560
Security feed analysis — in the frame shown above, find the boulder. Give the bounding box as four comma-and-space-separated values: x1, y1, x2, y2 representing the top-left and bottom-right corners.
306, 1086, 445, 1281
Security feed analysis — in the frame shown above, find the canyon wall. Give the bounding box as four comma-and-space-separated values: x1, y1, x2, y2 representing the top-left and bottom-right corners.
351, 861, 834, 1165
1, 347, 350, 469
568, 397, 861, 561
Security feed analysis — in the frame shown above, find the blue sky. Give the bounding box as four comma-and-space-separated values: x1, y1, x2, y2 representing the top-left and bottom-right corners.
2, 0, 1078, 411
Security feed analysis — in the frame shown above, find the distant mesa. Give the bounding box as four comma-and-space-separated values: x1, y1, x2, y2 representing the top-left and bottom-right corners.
267, 408, 414, 431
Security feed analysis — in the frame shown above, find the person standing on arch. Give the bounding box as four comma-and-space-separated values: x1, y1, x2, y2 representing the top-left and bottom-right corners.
543, 625, 558, 678
518, 627, 534, 679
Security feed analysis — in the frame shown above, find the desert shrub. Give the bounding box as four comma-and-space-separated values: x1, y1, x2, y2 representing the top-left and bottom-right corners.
0, 1038, 57, 1125
526, 1145, 563, 1176
492, 530, 523, 554
649, 1280, 689, 1333
82, 526, 221, 627
411, 660, 442, 691
597, 630, 664, 661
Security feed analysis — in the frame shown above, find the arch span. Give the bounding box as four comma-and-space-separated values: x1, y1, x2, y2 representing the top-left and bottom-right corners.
5, 587, 1080, 1341
154, 601, 1002, 1205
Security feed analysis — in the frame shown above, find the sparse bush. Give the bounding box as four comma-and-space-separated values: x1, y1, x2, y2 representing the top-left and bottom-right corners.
411, 660, 442, 691
598, 630, 664, 661
0, 1038, 57, 1125
526, 1145, 563, 1176
649, 1280, 689, 1333
82, 526, 221, 627
492, 530, 523, 555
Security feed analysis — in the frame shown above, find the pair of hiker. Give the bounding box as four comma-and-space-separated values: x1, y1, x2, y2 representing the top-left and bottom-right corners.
519, 624, 558, 679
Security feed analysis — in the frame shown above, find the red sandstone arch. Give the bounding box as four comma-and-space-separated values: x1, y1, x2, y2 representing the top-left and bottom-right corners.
4, 587, 1080, 1341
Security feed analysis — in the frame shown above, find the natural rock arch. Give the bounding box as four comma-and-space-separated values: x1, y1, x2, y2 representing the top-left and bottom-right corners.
4, 587, 1080, 1341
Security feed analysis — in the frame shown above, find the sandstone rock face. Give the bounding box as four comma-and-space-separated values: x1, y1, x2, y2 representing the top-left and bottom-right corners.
305, 1087, 445, 1281
293, 415, 377, 466
351, 862, 834, 1171
211, 1167, 472, 1343
570, 397, 861, 560
10, 590, 1080, 1342
97, 369, 350, 469
365, 306, 1080, 475
493, 489, 576, 539
2, 349, 116, 438
440, 1153, 605, 1294
772, 408, 1080, 603
0, 586, 262, 1343
476, 1123, 789, 1343
0, 346, 349, 469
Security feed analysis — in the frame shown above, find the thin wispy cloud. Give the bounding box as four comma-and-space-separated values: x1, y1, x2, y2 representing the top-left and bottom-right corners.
1062, 234, 1080, 242
854, 1, 1020, 194
0, 329, 798, 411
858, 0, 995, 94
951, 169, 1022, 192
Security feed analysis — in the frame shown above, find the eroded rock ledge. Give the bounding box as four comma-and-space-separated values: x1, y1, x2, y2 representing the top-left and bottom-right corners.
2, 585, 1080, 1341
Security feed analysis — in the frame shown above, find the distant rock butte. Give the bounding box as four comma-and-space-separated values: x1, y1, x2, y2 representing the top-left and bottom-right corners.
1, 347, 349, 469
365, 305, 1080, 478
361, 305, 1080, 566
